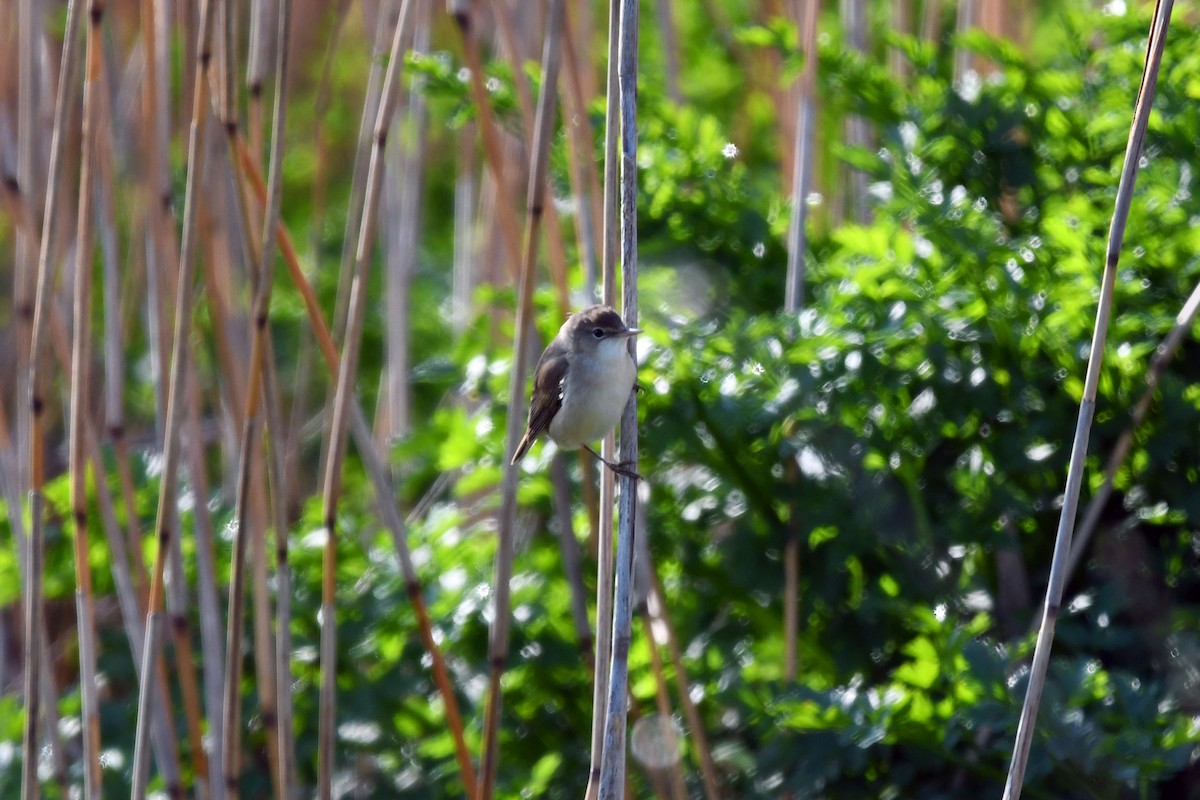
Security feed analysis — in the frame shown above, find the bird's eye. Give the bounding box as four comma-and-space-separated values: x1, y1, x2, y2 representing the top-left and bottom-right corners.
592, 328, 605, 338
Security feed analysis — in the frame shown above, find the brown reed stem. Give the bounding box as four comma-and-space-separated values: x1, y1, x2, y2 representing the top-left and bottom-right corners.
220, 0, 294, 792
450, 1, 524, 277
131, 0, 217, 793
649, 570, 721, 799
1002, 3, 1174, 797
20, 0, 86, 794
642, 611, 689, 800
231, 131, 477, 796
598, 0, 642, 792
584, 0, 624, 795
317, 2, 416, 795
477, 2, 567, 796
66, 2, 108, 795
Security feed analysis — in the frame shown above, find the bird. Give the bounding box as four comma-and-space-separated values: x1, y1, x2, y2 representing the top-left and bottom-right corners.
511, 305, 641, 478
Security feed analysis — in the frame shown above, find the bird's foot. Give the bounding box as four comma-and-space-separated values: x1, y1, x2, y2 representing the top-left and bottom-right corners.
583, 445, 643, 481
606, 460, 642, 481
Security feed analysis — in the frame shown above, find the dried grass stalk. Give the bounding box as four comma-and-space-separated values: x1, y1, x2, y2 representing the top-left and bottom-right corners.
598, 0, 642, 794
131, 0, 218, 791
477, 2, 567, 796
1002, 3, 1174, 797
316, 2, 416, 794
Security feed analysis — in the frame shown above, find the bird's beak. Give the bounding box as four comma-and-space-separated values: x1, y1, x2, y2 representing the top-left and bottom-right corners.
616, 327, 642, 337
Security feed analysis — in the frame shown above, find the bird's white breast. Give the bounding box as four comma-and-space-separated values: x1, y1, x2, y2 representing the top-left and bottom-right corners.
548, 338, 636, 448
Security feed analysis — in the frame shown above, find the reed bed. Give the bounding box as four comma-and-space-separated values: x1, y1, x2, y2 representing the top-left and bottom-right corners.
2, 1, 1184, 799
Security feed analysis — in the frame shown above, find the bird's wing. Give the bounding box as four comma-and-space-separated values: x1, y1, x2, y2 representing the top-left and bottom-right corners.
510, 352, 569, 465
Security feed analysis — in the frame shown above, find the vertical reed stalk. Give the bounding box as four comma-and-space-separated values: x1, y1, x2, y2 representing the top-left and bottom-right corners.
654, 0, 682, 103
1002, 3, 1173, 797
141, 6, 221, 789
19, 493, 45, 800
247, 0, 270, 160
642, 612, 688, 800
330, 0, 397, 347
316, 3, 416, 795
262, 341, 297, 800
380, 0, 432, 441
23, 0, 85, 795
228, 140, 476, 792
784, 0, 819, 311
584, 0, 623, 795
452, 122, 478, 330
840, 0, 871, 223
484, 0, 573, 315
598, 0, 641, 793
782, 1, 820, 681
220, 0, 294, 790
449, 0, 524, 277
16, 0, 45, 512
890, 0, 911, 80
261, 4, 297, 795
477, 3, 567, 796
67, 2, 108, 794
953, 0, 977, 84
184, 368, 228, 799
559, 6, 603, 301
648, 572, 721, 799
131, 0, 217, 793
216, 20, 290, 790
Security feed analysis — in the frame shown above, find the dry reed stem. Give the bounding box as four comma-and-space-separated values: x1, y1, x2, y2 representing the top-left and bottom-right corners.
247, 0, 270, 159
20, 492, 46, 800
584, 0, 624, 794
642, 611, 689, 800
66, 2, 108, 794
218, 0, 293, 791
131, 0, 217, 792
259, 333, 298, 800
140, 6, 222, 790
379, 0, 432, 441
21, 0, 86, 794
450, 3, 524, 277
782, 0, 820, 687
183, 368, 228, 799
452, 122, 479, 330
648, 571, 721, 799
329, 0, 397, 349
597, 0, 641, 793
476, 3, 567, 796
260, 1, 297, 794
43, 303, 189, 797
559, 6, 603, 301
484, 0, 573, 315
218, 99, 287, 800
316, 2, 416, 795
1002, 3, 1174, 797
654, 0, 682, 103
15, 0, 45, 521
784, 0, 819, 312
290, 0, 351, 511
841, 0, 871, 223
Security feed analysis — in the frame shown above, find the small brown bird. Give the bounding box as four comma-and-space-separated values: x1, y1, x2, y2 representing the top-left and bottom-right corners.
511, 305, 641, 478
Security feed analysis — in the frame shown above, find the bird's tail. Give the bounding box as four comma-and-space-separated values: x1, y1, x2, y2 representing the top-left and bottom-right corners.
510, 432, 534, 466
